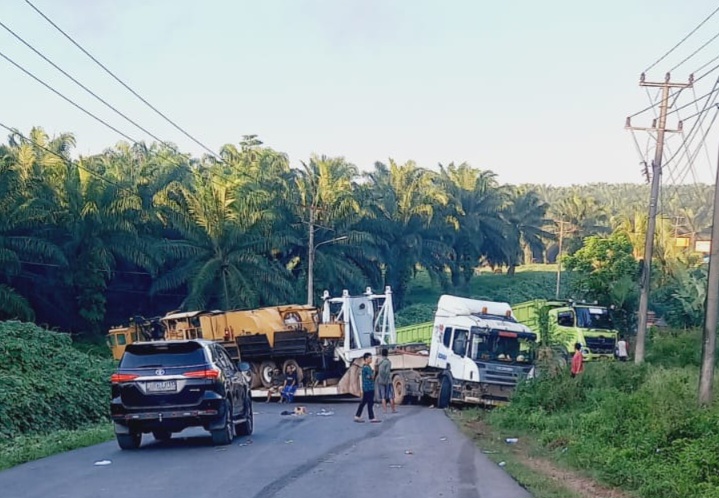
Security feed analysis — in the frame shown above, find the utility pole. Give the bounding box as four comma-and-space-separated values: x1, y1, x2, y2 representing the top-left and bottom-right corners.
626, 72, 692, 364
307, 205, 316, 306
698, 143, 719, 405
555, 220, 567, 299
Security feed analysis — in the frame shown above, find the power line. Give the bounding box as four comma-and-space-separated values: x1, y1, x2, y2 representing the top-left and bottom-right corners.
23, 0, 222, 161
0, 49, 138, 143
645, 4, 719, 73
670, 30, 719, 72
0, 19, 170, 147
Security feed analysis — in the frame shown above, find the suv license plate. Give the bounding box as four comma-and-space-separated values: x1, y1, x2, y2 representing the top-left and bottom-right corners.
146, 380, 177, 393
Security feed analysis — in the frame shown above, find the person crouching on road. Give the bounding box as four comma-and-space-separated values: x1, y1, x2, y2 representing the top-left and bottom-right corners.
354, 352, 381, 423
571, 342, 584, 378
375, 348, 396, 414
266, 368, 283, 403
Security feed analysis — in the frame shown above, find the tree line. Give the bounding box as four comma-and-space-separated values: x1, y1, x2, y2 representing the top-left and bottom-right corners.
0, 127, 711, 335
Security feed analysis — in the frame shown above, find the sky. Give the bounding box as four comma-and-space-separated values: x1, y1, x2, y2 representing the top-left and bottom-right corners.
1, 0, 719, 186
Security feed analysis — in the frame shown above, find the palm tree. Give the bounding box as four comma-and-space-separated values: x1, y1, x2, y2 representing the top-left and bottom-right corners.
498, 187, 553, 275
361, 160, 453, 307
438, 162, 505, 288
0, 128, 72, 321
152, 173, 294, 310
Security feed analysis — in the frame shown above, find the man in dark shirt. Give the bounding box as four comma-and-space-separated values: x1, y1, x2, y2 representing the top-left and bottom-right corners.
281, 365, 298, 403
354, 352, 380, 423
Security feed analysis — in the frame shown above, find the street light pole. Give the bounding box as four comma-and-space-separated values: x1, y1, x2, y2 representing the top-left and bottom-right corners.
307, 235, 349, 306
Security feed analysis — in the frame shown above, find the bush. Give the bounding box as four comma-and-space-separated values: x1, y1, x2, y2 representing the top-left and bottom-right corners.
491, 361, 719, 498
0, 321, 114, 439
395, 303, 436, 327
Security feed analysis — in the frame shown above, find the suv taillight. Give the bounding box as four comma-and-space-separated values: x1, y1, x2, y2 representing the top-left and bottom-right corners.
183, 369, 221, 379
111, 373, 138, 384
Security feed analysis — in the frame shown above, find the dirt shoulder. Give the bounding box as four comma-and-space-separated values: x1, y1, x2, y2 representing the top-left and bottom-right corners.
452, 410, 634, 498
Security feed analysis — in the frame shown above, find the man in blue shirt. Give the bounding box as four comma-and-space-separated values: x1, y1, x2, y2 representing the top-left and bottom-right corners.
354, 352, 380, 423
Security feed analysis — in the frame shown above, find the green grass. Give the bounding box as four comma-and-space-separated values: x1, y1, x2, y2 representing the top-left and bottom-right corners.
405, 264, 568, 306
0, 423, 114, 471
398, 264, 571, 326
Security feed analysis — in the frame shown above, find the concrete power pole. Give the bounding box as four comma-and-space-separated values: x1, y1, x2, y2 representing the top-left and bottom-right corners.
699, 144, 719, 405
626, 72, 692, 364
307, 205, 316, 306
555, 220, 567, 299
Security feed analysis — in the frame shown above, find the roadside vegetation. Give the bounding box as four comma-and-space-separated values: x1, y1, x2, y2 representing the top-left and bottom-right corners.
481, 335, 718, 498
0, 321, 114, 469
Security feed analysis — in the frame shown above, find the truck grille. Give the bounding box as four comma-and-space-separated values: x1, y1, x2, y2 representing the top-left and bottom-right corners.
584, 336, 615, 354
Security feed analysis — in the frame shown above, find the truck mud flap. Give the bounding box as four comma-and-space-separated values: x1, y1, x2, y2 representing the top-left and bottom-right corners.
337, 359, 362, 397
236, 335, 272, 359
272, 331, 310, 357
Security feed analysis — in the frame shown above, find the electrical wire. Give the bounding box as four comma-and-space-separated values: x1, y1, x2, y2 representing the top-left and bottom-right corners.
670, 30, 719, 72
0, 49, 138, 143
645, 4, 719, 73
23, 0, 223, 162
0, 19, 172, 147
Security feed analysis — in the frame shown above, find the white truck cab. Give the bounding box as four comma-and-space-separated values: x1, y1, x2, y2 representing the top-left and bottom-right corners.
427, 295, 537, 405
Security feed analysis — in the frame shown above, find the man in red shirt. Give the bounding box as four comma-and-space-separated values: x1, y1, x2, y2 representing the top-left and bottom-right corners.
571, 342, 584, 378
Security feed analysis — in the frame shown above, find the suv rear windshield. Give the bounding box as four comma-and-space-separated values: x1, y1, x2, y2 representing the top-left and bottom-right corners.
120, 342, 207, 369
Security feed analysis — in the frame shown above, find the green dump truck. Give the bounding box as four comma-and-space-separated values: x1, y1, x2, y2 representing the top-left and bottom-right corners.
396, 321, 433, 345
512, 299, 618, 361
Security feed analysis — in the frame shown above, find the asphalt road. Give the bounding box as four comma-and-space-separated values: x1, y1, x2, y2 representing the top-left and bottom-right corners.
0, 401, 531, 498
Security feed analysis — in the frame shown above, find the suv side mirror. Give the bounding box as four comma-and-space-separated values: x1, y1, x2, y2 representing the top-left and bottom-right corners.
238, 361, 251, 372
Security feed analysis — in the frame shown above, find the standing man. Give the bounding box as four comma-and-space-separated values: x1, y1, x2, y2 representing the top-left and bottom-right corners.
354, 353, 380, 423
375, 348, 396, 414
616, 335, 629, 362
571, 342, 584, 378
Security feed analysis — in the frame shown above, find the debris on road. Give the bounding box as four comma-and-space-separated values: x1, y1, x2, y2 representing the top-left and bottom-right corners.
93, 460, 112, 466
285, 439, 294, 444
389, 464, 404, 469
316, 408, 335, 416
439, 436, 448, 441
404, 450, 413, 455
238, 439, 254, 447
498, 461, 506, 467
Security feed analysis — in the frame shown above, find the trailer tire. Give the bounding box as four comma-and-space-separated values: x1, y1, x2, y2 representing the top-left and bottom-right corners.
392, 374, 406, 406
438, 376, 452, 409
282, 359, 304, 384
259, 361, 277, 388
249, 363, 263, 389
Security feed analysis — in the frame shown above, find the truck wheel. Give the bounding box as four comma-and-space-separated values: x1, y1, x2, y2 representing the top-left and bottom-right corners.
116, 431, 142, 450
249, 362, 263, 389
259, 361, 277, 388
392, 374, 406, 405
282, 359, 304, 384
438, 376, 452, 409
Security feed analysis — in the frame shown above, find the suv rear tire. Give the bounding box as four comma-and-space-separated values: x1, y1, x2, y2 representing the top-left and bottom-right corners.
211, 401, 234, 446
236, 397, 254, 436
116, 432, 142, 450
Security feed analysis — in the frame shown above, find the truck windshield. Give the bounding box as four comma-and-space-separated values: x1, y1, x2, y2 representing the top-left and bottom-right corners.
575, 307, 614, 330
468, 331, 534, 364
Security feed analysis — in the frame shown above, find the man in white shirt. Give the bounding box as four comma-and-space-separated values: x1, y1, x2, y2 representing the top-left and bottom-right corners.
616, 336, 629, 362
